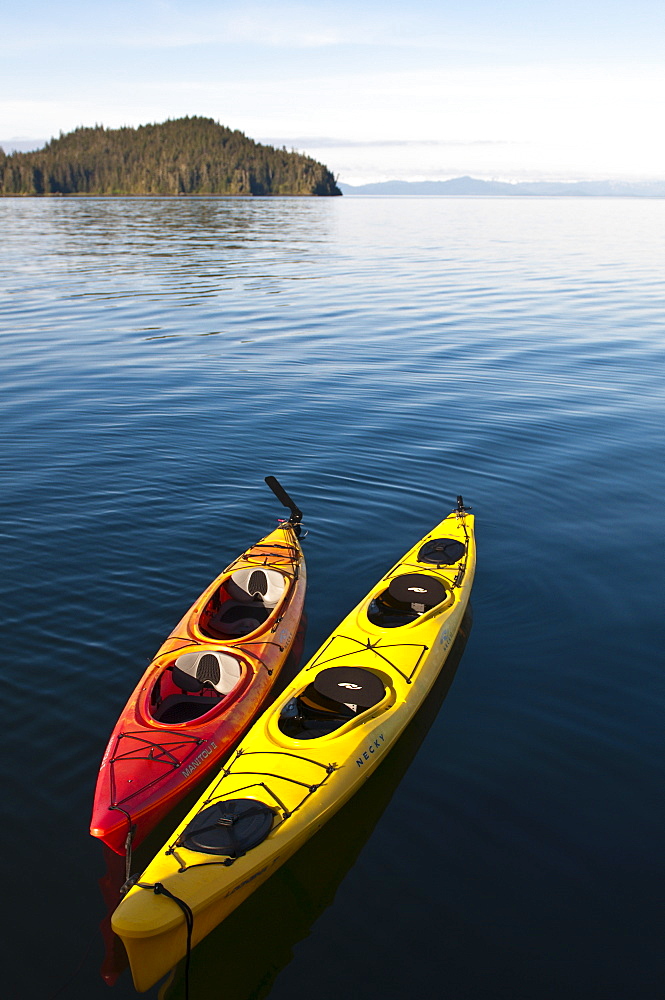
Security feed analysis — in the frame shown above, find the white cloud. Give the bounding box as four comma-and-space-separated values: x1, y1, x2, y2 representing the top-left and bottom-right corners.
0, 3, 354, 53
4, 57, 664, 183
2, 2, 665, 182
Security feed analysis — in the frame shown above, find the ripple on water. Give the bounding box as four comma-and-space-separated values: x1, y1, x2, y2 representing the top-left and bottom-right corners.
1, 195, 664, 999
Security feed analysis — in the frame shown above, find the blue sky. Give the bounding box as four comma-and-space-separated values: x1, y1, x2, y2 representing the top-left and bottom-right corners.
2, 0, 664, 183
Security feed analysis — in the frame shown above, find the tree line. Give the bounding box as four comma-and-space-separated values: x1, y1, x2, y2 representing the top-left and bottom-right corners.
0, 117, 342, 197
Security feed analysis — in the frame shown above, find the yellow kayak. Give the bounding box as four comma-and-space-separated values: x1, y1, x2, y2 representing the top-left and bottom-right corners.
112, 498, 476, 992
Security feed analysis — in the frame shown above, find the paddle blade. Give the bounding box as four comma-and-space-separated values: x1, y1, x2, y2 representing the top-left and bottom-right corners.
264, 476, 303, 524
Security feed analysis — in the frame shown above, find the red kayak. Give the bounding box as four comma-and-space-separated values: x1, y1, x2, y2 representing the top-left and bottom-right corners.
90, 479, 306, 856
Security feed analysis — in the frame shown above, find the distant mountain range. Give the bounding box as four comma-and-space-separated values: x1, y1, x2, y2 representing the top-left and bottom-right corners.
339, 177, 665, 197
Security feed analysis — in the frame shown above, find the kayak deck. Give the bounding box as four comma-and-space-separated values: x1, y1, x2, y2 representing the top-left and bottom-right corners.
91, 522, 306, 855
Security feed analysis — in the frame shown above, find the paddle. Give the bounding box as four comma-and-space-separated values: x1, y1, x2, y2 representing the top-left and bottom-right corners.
264, 476, 303, 527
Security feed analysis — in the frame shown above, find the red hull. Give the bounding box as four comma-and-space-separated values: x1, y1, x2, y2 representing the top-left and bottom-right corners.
90, 523, 305, 855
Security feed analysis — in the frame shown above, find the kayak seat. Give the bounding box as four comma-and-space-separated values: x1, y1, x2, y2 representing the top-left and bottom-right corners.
208, 603, 270, 637
153, 693, 221, 724
204, 567, 286, 638
367, 593, 419, 628
172, 651, 242, 695
227, 567, 285, 607
278, 695, 354, 739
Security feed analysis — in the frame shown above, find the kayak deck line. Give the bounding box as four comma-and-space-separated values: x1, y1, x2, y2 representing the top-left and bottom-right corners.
162, 759, 341, 875
143, 631, 290, 673
303, 633, 431, 683
233, 540, 303, 572
107, 732, 207, 808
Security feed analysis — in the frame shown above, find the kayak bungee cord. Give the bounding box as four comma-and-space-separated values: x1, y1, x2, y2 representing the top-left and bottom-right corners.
135, 882, 194, 1000
216, 746, 338, 787
109, 733, 206, 813
239, 541, 302, 564
230, 639, 285, 673
160, 755, 339, 874
306, 633, 430, 684
110, 732, 205, 769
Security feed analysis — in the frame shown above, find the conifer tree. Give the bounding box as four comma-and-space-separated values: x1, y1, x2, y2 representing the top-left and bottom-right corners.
0, 118, 341, 197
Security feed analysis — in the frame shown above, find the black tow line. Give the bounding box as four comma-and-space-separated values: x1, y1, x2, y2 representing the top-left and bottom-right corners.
135, 881, 194, 1000
109, 804, 136, 884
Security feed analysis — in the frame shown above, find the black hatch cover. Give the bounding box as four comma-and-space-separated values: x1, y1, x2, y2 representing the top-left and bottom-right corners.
418, 537, 466, 565
388, 573, 446, 607
178, 799, 275, 856
313, 667, 385, 708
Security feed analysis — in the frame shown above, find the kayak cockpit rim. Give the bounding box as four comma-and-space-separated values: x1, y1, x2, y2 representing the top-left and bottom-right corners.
191, 564, 291, 642
273, 666, 395, 743
365, 570, 455, 628
141, 648, 253, 727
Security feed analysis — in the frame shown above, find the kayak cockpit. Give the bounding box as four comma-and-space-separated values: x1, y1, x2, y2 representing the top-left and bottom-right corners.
367, 572, 451, 628
278, 667, 386, 740
148, 650, 246, 725
199, 567, 287, 639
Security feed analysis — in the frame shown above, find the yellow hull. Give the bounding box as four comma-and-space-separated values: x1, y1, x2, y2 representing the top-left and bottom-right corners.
112, 505, 476, 992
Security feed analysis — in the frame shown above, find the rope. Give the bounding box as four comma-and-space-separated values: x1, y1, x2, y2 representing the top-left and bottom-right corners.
109, 805, 135, 884
136, 881, 194, 1000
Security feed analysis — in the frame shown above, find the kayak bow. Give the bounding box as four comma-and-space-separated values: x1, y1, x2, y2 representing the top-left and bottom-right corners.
90, 480, 306, 856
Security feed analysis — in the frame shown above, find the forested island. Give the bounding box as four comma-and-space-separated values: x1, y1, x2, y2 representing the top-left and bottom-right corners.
0, 117, 341, 197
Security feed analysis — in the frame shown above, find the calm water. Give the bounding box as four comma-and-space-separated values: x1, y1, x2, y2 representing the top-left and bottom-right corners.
1, 196, 663, 1000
